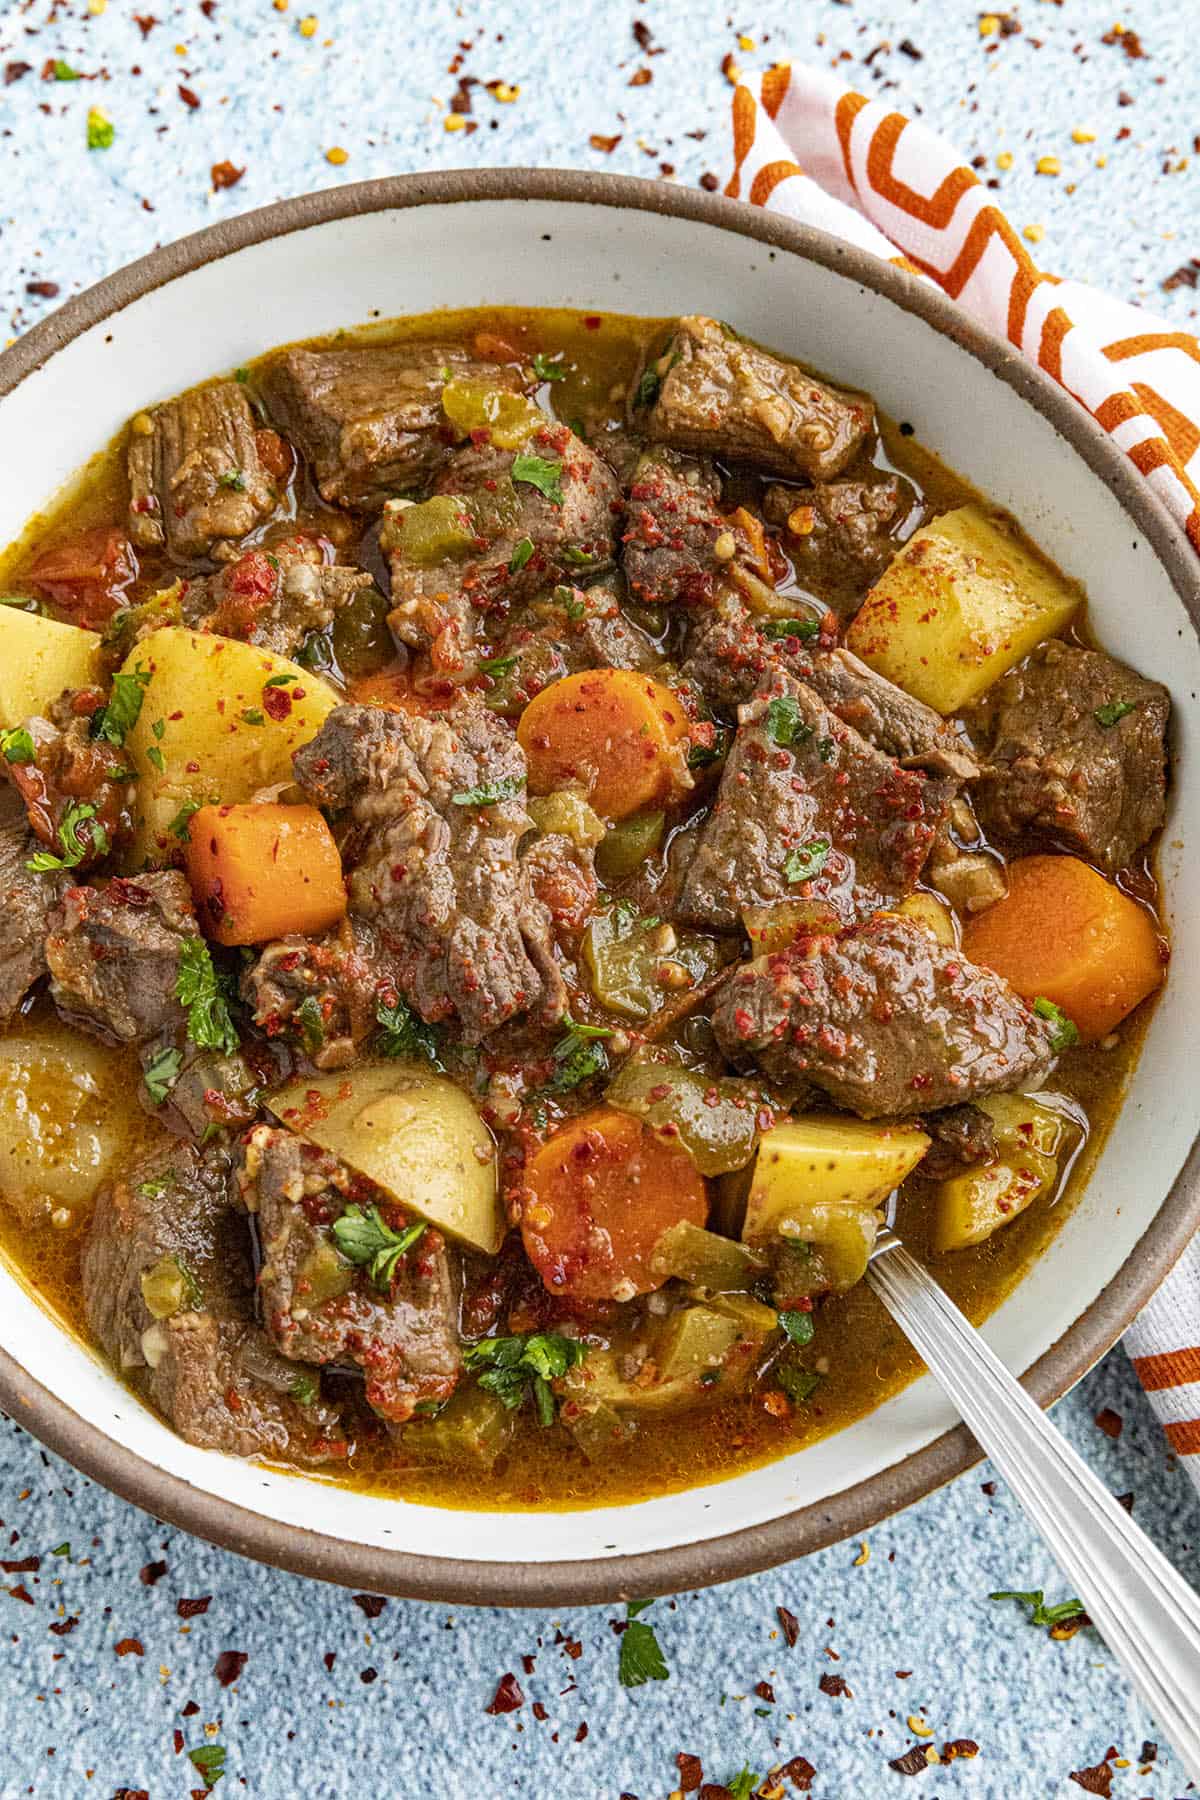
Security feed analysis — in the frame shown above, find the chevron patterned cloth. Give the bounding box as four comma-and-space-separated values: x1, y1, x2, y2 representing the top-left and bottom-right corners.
720, 58, 1200, 1489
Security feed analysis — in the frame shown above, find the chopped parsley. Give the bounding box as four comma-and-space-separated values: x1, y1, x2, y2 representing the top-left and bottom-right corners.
765, 693, 813, 748
168, 799, 202, 842
727, 1770, 761, 1800
634, 368, 661, 408
294, 629, 333, 672
143, 1045, 183, 1106
145, 745, 165, 773
239, 708, 265, 726
688, 725, 731, 770
784, 838, 831, 884
186, 1743, 227, 1791
86, 108, 114, 151
511, 453, 564, 507
1094, 699, 1137, 728
778, 1309, 815, 1348
294, 994, 326, 1057
52, 58, 80, 79
91, 665, 151, 747
990, 1589, 1088, 1631
777, 1362, 823, 1405
26, 801, 108, 873
375, 994, 442, 1066
289, 1372, 320, 1407
217, 469, 247, 492
462, 1331, 587, 1426
1033, 995, 1080, 1053
479, 652, 519, 678
508, 536, 535, 574
0, 727, 34, 765
175, 938, 239, 1055
50, 1542, 70, 1558
331, 1204, 427, 1290
551, 582, 587, 620
234, 366, 250, 384
816, 735, 836, 763
532, 352, 567, 382
617, 1600, 669, 1687
560, 544, 596, 566
548, 1015, 612, 1093
763, 615, 821, 642
263, 672, 294, 689
451, 774, 522, 807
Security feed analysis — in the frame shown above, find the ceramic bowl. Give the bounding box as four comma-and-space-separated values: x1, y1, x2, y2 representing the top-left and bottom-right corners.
0, 170, 1196, 1605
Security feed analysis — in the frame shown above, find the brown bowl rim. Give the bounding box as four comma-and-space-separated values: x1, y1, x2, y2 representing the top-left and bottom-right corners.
0, 167, 1196, 1608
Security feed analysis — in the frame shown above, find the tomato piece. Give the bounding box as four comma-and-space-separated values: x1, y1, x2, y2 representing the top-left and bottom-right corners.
27, 526, 137, 629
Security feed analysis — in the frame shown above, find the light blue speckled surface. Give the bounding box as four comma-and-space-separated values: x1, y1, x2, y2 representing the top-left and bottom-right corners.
0, 2, 1198, 1795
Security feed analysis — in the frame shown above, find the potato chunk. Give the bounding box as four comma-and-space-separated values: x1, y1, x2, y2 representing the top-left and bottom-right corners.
269, 1062, 502, 1255
0, 1030, 127, 1223
932, 1092, 1064, 1253
846, 506, 1080, 713
744, 1115, 931, 1241
120, 627, 338, 865
0, 605, 102, 723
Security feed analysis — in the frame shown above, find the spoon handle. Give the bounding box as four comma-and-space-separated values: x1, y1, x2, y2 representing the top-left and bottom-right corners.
867, 1228, 1200, 1781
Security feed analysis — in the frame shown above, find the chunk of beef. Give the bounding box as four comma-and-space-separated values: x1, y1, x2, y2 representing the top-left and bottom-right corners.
676, 672, 954, 931
45, 873, 195, 1045
242, 918, 384, 1069
640, 315, 873, 481
0, 791, 61, 1020
82, 1140, 346, 1462
261, 344, 526, 511
966, 640, 1169, 874
236, 1125, 461, 1425
6, 712, 134, 871
126, 381, 278, 561
763, 474, 915, 613
382, 424, 620, 679
920, 1103, 1000, 1182
182, 537, 374, 658
622, 446, 739, 608
681, 603, 976, 778
481, 579, 660, 717
712, 914, 1055, 1116
293, 703, 565, 1041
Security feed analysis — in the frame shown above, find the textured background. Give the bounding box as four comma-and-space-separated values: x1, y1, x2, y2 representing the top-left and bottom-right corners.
1, 1, 1199, 1796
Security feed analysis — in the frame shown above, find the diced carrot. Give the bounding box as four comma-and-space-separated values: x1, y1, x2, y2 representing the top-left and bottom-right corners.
521, 1107, 707, 1301
962, 853, 1165, 1041
516, 668, 691, 820
184, 802, 347, 946
27, 525, 136, 629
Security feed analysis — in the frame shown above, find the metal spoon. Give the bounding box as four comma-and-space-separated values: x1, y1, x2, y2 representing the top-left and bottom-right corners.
867, 1227, 1200, 1780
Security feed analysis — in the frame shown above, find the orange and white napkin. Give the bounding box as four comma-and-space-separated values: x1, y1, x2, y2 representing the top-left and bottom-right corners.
718, 60, 1200, 1485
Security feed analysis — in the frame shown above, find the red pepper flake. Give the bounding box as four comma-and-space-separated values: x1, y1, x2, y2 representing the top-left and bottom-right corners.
777, 1604, 799, 1648
699, 172, 719, 191
520, 1653, 536, 1676
980, 1480, 997, 1497
589, 133, 621, 153
1140, 1740, 1157, 1764
532, 1700, 548, 1721
178, 84, 201, 109
212, 1650, 247, 1687
360, 1666, 378, 1684
574, 1722, 588, 1743
211, 160, 245, 190
139, 1560, 167, 1586
819, 1672, 852, 1699
48, 1616, 78, 1636
6, 1585, 33, 1605
1, 1556, 40, 1574
25, 281, 60, 299
1069, 1762, 1114, 1796
5, 61, 33, 83
1161, 260, 1200, 291
114, 1638, 144, 1657
629, 67, 652, 85
632, 17, 662, 54
173, 1729, 184, 1754
176, 1595, 211, 1619
561, 1636, 582, 1660
484, 1672, 524, 1714
1094, 1407, 1123, 1439
677, 1750, 703, 1791
133, 5, 157, 23
889, 1745, 934, 1776
352, 1593, 387, 1619
778, 1757, 817, 1791
754, 1679, 775, 1703
181, 1700, 200, 1717
1101, 23, 1146, 58
323, 1652, 336, 1673
941, 1740, 979, 1762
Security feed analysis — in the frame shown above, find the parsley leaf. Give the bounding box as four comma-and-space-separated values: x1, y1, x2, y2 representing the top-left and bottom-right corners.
91, 666, 151, 746
217, 469, 246, 492
509, 535, 535, 573
1033, 995, 1080, 1053
175, 938, 239, 1055
763, 615, 821, 642
765, 694, 813, 748
239, 708, 265, 726
778, 1309, 815, 1348
1094, 699, 1136, 728
727, 1770, 761, 1800
532, 352, 567, 382
331, 1204, 427, 1290
375, 995, 443, 1065
26, 801, 108, 872
86, 108, 114, 152
143, 1045, 183, 1106
618, 1603, 669, 1687
463, 1331, 587, 1425
289, 1372, 319, 1406
784, 838, 831, 884
777, 1362, 822, 1405
145, 744, 165, 773
634, 368, 661, 408
187, 1743, 227, 1791
479, 652, 519, 678
0, 727, 34, 765
451, 774, 522, 807
512, 453, 564, 507
168, 799, 201, 842
294, 994, 325, 1057
53, 58, 80, 80
990, 1589, 1088, 1631
561, 544, 596, 566
548, 1015, 612, 1093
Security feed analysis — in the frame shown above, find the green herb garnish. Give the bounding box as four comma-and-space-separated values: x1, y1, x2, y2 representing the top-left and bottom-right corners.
239, 708, 265, 726
547, 1015, 612, 1093
289, 1372, 319, 1406
26, 801, 108, 872
86, 109, 114, 152
50, 1542, 70, 1558
91, 666, 151, 747
727, 1770, 761, 1800
778, 1309, 815, 1348
765, 693, 813, 748
777, 1363, 822, 1405
634, 368, 661, 408
175, 938, 239, 1055
479, 652, 519, 678
618, 1600, 669, 1687
1033, 995, 1080, 1053
532, 352, 567, 382
990, 1589, 1088, 1631
143, 1045, 183, 1106
168, 799, 201, 842
294, 994, 325, 1057
145, 745, 165, 773
0, 727, 34, 765
508, 536, 535, 573
784, 838, 831, 884
450, 774, 522, 807
561, 544, 596, 566
186, 1744, 226, 1792
462, 1331, 587, 1426
53, 59, 81, 80
763, 615, 821, 642
375, 995, 442, 1065
511, 453, 564, 507
331, 1204, 427, 1290
1094, 699, 1136, 728
217, 469, 247, 492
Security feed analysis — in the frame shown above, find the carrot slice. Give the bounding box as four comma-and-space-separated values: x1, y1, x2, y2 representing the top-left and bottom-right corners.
517, 668, 690, 820
521, 1106, 707, 1301
184, 802, 347, 946
962, 853, 1165, 1041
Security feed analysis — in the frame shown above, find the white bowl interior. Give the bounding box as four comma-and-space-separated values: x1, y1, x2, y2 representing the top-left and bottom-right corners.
0, 195, 1195, 1569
